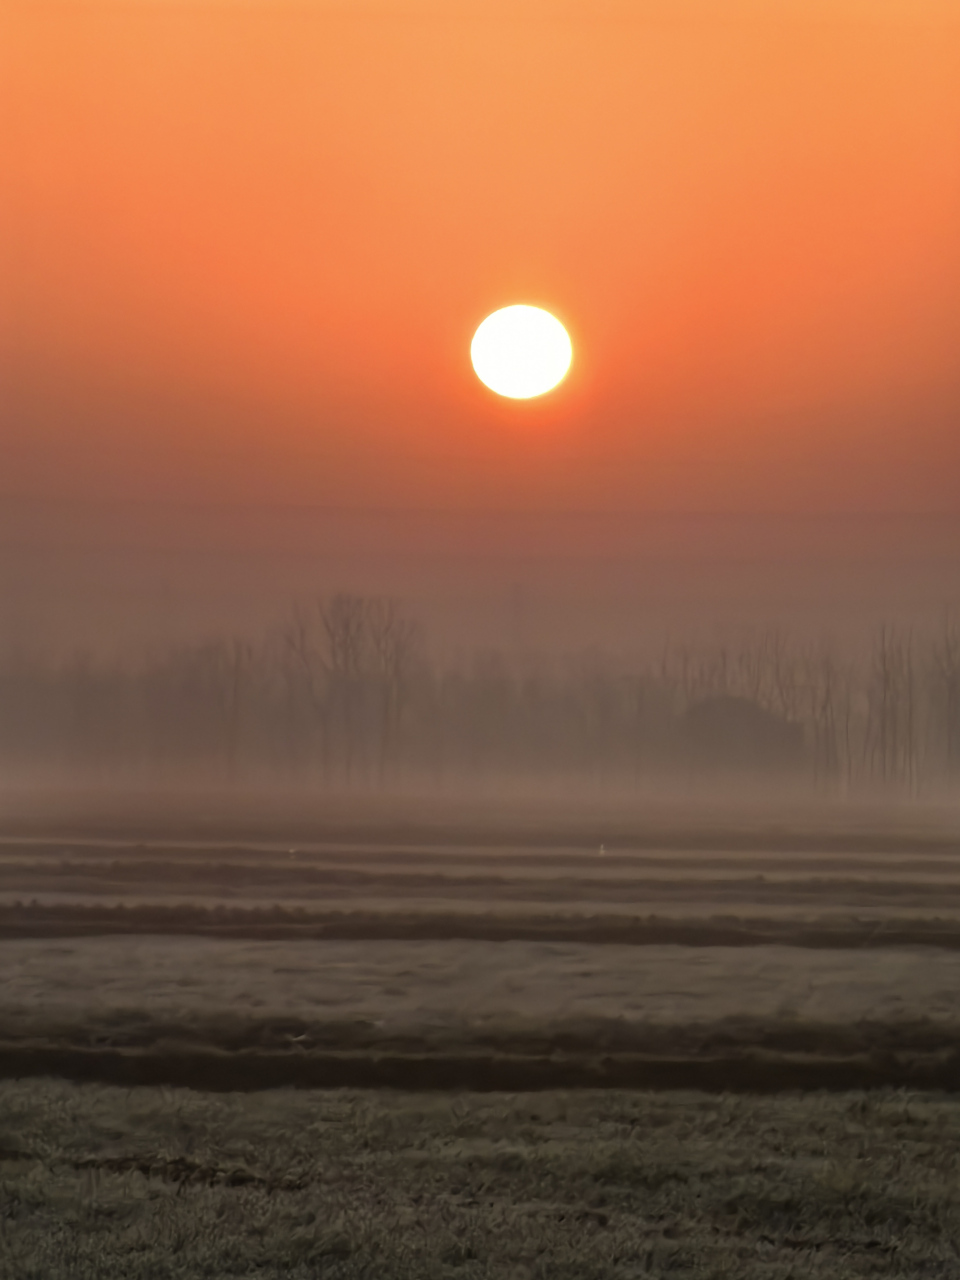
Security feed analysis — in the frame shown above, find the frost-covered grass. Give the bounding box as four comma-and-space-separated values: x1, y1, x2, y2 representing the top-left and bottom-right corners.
2, 1081, 959, 1278
8, 936, 960, 1034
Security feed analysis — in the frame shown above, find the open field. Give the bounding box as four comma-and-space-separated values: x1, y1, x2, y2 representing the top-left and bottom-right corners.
8, 935, 960, 1043
4, 802, 960, 1271
5, 932, 960, 1091
8, 830, 960, 922
4, 802, 960, 1091
3, 1080, 960, 1278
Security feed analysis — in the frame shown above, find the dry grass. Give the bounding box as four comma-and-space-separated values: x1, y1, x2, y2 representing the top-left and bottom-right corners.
6, 936, 960, 1031
3, 813, 960, 1271
2, 1080, 960, 1278
3, 936, 960, 1092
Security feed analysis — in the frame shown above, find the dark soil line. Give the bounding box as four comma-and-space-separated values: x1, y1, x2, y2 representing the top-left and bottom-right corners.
0, 1144, 300, 1189
6, 865, 960, 901
4, 1045, 960, 1093
4, 903, 960, 948
4, 822, 960, 856
9, 846, 960, 877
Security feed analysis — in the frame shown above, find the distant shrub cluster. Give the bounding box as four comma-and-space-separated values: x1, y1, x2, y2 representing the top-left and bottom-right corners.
1, 593, 958, 792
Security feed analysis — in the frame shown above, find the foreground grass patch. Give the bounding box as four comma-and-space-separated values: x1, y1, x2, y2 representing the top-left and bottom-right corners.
2, 1082, 960, 1277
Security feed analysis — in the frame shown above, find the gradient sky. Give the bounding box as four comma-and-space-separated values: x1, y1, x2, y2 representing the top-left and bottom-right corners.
3, 0, 960, 514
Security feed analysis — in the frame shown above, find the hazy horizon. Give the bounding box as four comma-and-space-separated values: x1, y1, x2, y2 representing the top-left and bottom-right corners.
2, 497, 960, 656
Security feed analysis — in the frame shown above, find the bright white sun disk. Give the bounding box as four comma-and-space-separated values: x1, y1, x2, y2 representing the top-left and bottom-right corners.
471, 305, 572, 399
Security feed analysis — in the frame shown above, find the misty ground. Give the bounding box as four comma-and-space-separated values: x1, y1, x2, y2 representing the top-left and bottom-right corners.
4, 794, 960, 1089
3, 793, 960, 1274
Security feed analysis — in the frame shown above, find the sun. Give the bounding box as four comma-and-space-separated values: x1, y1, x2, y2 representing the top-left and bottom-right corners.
471, 305, 572, 399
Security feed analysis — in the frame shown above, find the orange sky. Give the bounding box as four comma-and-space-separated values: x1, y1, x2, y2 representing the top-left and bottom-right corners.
3, 0, 960, 513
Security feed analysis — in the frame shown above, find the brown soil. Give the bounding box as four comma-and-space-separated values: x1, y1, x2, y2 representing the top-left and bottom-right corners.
4, 1042, 960, 1093
4, 899, 960, 946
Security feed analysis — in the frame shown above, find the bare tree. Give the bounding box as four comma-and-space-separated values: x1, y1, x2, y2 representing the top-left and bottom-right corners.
209, 639, 253, 781
281, 603, 332, 781
804, 646, 855, 790
931, 614, 960, 779
865, 626, 916, 791
367, 597, 421, 787
280, 593, 419, 787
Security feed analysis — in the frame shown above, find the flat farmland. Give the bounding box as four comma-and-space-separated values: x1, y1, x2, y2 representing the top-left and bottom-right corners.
4, 1081, 960, 1279
8, 834, 960, 921
6, 806, 960, 1277
3, 810, 960, 1091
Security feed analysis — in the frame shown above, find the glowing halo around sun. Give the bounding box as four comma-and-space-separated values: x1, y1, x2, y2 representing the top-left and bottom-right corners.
470, 305, 572, 399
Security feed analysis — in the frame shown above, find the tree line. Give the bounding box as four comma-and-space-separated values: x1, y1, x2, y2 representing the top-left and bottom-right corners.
1, 593, 959, 793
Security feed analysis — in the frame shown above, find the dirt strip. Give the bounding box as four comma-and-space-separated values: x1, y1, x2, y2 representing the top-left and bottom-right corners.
5, 901, 960, 947
4, 1043, 960, 1093
8, 864, 960, 906
3, 818, 960, 855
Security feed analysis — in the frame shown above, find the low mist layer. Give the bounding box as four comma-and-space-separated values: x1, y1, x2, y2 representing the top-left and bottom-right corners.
2, 589, 958, 796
